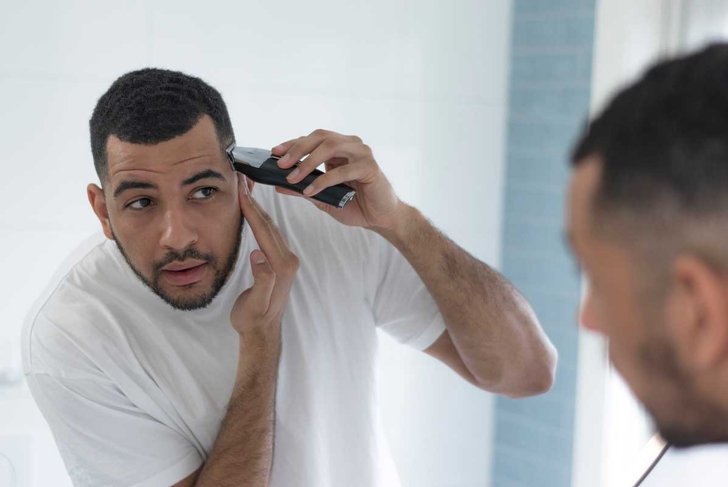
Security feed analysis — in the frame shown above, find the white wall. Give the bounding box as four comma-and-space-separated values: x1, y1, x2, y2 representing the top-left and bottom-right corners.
0, 1, 512, 486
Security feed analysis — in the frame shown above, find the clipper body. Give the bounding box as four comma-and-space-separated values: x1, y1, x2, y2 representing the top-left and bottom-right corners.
226, 145, 356, 209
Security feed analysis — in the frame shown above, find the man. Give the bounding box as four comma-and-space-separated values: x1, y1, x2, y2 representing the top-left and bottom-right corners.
567, 44, 728, 484
23, 68, 556, 487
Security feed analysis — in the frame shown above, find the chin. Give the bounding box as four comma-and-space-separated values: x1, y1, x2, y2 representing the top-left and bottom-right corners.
658, 421, 728, 448
650, 401, 728, 448
160, 289, 217, 311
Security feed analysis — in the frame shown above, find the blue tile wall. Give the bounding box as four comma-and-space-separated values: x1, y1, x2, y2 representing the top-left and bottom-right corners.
492, 1, 596, 486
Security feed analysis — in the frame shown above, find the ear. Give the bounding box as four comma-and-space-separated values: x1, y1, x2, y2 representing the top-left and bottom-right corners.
87, 184, 114, 240
667, 254, 728, 371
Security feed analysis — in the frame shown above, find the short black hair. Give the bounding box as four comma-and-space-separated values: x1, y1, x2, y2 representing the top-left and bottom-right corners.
90, 68, 235, 183
572, 43, 728, 219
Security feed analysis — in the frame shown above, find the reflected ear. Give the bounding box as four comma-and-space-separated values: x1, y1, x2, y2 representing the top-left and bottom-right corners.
668, 255, 728, 371
87, 184, 114, 240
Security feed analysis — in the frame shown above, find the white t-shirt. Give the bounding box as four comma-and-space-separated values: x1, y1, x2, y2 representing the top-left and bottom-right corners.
639, 444, 728, 486
22, 185, 446, 487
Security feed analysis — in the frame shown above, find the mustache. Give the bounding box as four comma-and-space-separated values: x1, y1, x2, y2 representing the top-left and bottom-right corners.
153, 247, 215, 273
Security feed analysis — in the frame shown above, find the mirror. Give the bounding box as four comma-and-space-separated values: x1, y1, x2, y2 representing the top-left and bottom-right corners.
5, 1, 724, 486
0, 1, 578, 486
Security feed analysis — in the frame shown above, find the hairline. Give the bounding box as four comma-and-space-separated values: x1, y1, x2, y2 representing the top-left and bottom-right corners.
577, 152, 728, 301
97, 113, 233, 188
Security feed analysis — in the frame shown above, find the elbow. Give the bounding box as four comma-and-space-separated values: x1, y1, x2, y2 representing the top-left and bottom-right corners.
505, 341, 558, 398
504, 365, 556, 398
476, 339, 557, 398
474, 297, 559, 398
464, 313, 559, 398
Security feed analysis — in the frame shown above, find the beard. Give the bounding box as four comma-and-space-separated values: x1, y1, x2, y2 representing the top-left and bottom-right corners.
112, 217, 243, 310
638, 334, 728, 447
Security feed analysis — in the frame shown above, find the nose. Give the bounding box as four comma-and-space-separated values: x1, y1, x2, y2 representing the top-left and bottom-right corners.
578, 288, 601, 333
159, 205, 198, 251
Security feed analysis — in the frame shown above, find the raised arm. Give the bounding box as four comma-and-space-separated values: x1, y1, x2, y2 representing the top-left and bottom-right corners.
175, 176, 299, 486
379, 203, 556, 397
271, 130, 556, 398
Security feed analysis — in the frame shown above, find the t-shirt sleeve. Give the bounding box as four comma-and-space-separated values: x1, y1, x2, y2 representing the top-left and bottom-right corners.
366, 233, 446, 350
26, 372, 202, 487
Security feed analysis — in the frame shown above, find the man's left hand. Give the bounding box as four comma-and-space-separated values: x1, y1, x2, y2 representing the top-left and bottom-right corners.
272, 129, 404, 231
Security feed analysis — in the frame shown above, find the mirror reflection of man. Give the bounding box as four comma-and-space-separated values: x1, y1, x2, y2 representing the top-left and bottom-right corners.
22, 68, 556, 487
567, 44, 728, 486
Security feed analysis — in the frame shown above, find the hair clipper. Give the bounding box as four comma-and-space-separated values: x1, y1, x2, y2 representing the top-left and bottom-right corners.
225, 144, 356, 208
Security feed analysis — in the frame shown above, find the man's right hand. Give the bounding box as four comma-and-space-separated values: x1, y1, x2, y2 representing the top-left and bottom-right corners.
231, 175, 299, 350
176, 177, 298, 487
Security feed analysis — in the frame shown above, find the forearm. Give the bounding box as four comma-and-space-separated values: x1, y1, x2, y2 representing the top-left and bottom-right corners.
194, 333, 280, 486
377, 204, 556, 396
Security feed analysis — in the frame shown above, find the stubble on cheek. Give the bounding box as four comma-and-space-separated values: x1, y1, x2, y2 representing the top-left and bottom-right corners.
109, 215, 244, 310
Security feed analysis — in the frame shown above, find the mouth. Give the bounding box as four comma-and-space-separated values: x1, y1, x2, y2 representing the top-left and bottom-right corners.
160, 260, 209, 287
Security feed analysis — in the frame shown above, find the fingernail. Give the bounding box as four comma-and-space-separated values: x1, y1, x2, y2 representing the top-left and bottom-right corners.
303, 185, 314, 195
273, 144, 285, 152
253, 251, 266, 264
287, 168, 300, 181
278, 154, 290, 166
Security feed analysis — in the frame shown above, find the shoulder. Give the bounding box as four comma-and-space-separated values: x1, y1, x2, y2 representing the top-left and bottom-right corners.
641, 445, 728, 486
21, 233, 129, 377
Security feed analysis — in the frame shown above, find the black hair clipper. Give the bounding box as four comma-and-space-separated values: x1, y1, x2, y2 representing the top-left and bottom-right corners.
225, 144, 356, 208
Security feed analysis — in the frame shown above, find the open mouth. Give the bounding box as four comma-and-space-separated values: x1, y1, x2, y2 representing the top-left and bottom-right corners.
160, 261, 209, 287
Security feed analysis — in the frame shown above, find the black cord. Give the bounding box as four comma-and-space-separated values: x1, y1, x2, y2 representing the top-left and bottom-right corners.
633, 443, 671, 487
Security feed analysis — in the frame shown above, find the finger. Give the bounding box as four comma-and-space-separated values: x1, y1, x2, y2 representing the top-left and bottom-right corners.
242, 185, 297, 265
247, 250, 276, 307
239, 179, 291, 267
276, 129, 334, 168
237, 172, 251, 205
303, 160, 374, 197
267, 251, 299, 312
237, 178, 299, 314
271, 138, 299, 158
286, 141, 365, 185
241, 173, 252, 196
233, 250, 276, 318
245, 203, 299, 313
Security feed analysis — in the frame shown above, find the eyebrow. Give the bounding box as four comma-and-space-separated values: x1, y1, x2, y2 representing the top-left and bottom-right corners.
182, 169, 226, 186
113, 169, 226, 199
113, 180, 157, 198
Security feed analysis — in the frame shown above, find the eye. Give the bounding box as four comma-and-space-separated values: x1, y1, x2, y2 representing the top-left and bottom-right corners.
127, 198, 152, 210
191, 187, 217, 200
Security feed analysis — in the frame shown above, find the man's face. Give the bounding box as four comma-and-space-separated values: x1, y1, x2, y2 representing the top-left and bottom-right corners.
89, 115, 242, 310
566, 157, 721, 446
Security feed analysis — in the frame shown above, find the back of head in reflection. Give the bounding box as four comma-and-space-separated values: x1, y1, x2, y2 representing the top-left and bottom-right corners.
567, 42, 728, 448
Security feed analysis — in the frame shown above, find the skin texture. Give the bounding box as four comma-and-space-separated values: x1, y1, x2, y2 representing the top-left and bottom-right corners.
567, 156, 728, 447
273, 129, 557, 396
176, 181, 299, 486
90, 120, 557, 485
88, 116, 242, 310
90, 115, 293, 486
